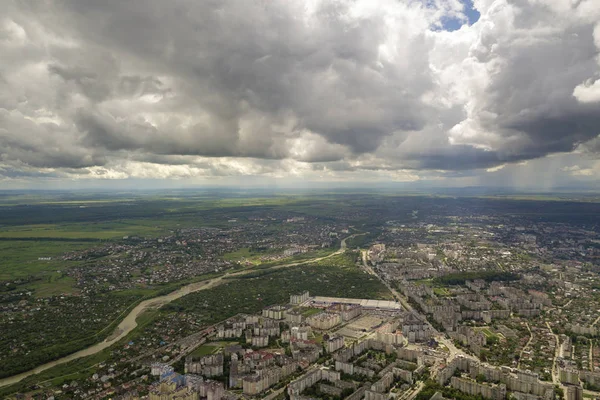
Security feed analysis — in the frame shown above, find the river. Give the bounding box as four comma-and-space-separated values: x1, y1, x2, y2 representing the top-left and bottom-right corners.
0, 235, 354, 388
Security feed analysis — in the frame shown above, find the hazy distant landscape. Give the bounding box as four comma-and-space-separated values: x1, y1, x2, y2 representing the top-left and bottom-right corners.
1, 190, 600, 399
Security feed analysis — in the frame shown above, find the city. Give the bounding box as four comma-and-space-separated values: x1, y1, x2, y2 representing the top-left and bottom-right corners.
1, 193, 600, 400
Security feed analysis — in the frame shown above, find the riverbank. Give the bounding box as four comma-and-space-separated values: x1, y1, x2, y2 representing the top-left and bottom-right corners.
0, 234, 357, 388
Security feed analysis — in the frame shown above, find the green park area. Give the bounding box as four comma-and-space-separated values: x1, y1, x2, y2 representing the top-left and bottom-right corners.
190, 342, 237, 358
474, 327, 500, 340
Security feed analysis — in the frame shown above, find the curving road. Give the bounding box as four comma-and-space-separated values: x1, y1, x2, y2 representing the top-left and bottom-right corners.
517, 322, 533, 370
0, 234, 358, 388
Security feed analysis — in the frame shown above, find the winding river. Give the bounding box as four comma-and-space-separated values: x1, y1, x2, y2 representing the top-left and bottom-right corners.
0, 235, 355, 388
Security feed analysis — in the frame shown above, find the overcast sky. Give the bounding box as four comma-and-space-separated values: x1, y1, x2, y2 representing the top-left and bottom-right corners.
1, 0, 600, 190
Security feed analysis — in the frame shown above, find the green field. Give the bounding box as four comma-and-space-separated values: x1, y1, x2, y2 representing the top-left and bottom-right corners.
0, 220, 162, 239
474, 327, 499, 339
0, 240, 91, 280
433, 287, 451, 296
190, 341, 236, 358
29, 273, 78, 297
221, 246, 277, 265
300, 307, 323, 317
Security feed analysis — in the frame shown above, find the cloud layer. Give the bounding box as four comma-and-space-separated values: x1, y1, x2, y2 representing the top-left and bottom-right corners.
1, 0, 599, 186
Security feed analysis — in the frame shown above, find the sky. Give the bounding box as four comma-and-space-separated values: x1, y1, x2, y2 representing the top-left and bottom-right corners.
1, 0, 600, 190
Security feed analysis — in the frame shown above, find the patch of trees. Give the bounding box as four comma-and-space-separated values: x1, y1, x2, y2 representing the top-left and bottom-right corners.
434, 271, 520, 286
416, 380, 488, 400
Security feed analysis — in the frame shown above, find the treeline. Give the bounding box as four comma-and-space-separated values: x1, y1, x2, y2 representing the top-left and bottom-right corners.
0, 237, 105, 242
0, 336, 98, 379
225, 269, 279, 280
433, 271, 520, 286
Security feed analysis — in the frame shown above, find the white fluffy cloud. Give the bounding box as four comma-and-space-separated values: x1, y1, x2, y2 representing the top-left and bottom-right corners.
0, 0, 599, 187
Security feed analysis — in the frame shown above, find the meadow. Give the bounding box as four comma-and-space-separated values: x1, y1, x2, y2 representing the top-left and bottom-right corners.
0, 240, 90, 281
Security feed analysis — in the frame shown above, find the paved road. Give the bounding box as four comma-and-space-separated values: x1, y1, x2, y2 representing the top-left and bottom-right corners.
397, 381, 424, 400
517, 322, 533, 370
360, 250, 413, 312
263, 386, 286, 400
545, 320, 571, 398
0, 234, 358, 388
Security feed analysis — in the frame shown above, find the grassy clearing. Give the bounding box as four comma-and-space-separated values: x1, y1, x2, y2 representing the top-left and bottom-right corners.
312, 333, 324, 344
189, 342, 233, 358
308, 251, 357, 268
135, 308, 162, 329
0, 241, 91, 280
433, 287, 451, 296
474, 327, 498, 339
222, 247, 255, 260
29, 274, 79, 297
300, 308, 323, 317
277, 248, 337, 263
413, 279, 433, 286
221, 247, 270, 265
0, 221, 162, 240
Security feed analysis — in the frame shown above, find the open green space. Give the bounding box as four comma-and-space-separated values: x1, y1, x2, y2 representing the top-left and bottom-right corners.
190, 344, 220, 358
0, 240, 91, 280
190, 341, 236, 358
29, 274, 78, 297
308, 251, 358, 268
0, 220, 162, 240
474, 327, 499, 339
222, 247, 256, 261
433, 271, 520, 286
300, 307, 323, 317
264, 248, 338, 265
433, 287, 451, 296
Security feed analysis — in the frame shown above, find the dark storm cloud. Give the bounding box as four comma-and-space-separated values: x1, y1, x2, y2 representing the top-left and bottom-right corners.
580, 136, 600, 154
404, 145, 502, 170
74, 109, 290, 160
0, 164, 66, 179
2, 0, 435, 161
474, 22, 600, 162
0, 107, 104, 169
0, 0, 599, 183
